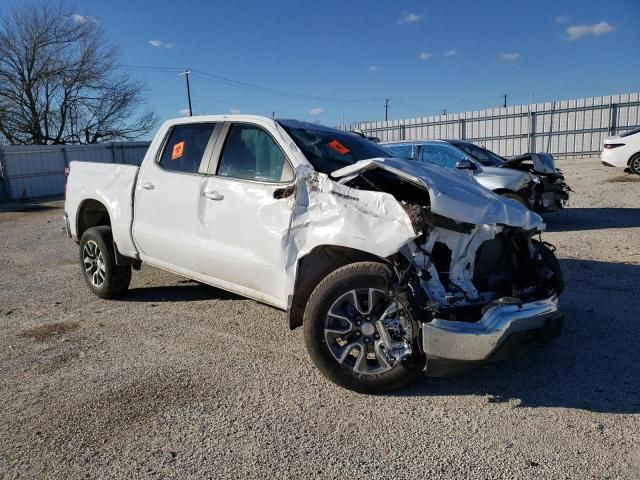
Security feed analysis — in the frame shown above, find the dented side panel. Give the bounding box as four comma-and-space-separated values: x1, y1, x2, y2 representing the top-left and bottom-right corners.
284, 166, 417, 306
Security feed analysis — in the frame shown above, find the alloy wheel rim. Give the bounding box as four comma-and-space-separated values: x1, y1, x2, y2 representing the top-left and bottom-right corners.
324, 288, 399, 375
632, 157, 640, 173
83, 240, 106, 288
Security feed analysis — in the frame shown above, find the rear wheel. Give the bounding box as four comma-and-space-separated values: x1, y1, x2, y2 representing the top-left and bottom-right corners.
79, 226, 131, 299
303, 262, 425, 393
629, 154, 640, 175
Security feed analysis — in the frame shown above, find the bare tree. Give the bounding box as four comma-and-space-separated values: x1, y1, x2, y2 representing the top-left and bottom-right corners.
0, 2, 156, 145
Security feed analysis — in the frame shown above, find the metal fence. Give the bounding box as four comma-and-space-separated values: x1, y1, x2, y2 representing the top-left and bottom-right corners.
344, 93, 640, 159
0, 142, 150, 201
2, 92, 639, 201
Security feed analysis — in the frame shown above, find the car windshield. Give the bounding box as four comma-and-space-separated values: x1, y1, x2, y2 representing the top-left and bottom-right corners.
280, 123, 392, 175
452, 142, 504, 166
620, 127, 640, 138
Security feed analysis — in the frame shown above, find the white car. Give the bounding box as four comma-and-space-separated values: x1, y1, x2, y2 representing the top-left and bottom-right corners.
601, 127, 640, 174
64, 115, 564, 393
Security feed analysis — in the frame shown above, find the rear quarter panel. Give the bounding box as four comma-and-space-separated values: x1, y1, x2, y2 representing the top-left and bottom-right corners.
65, 162, 140, 257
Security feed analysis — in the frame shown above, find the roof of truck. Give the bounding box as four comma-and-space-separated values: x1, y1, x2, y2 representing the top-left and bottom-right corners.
162, 115, 344, 134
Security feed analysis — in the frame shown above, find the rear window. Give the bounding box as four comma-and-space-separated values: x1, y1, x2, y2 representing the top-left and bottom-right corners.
620, 127, 640, 138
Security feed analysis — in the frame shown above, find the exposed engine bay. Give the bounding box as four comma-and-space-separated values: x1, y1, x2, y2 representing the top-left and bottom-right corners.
336, 162, 563, 365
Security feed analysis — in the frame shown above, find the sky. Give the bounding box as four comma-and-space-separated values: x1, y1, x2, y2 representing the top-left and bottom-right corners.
4, 0, 639, 127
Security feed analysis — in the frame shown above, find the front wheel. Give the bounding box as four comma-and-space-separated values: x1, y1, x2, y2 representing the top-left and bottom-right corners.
303, 262, 425, 393
79, 226, 131, 299
532, 240, 564, 295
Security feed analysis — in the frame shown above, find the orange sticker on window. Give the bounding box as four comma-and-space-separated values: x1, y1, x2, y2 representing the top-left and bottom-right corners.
171, 141, 185, 160
327, 139, 350, 155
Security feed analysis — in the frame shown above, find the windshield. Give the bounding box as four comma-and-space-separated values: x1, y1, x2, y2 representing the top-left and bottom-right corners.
281, 124, 392, 175
452, 142, 504, 166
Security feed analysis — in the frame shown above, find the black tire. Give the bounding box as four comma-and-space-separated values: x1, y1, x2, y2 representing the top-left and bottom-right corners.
629, 153, 640, 175
500, 191, 529, 209
303, 262, 425, 394
79, 226, 131, 299
532, 240, 564, 296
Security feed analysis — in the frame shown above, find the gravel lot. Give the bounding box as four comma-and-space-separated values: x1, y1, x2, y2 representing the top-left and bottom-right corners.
1, 159, 639, 479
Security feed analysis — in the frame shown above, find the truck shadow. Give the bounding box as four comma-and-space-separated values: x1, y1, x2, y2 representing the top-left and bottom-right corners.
396, 258, 640, 414
122, 282, 240, 303
544, 208, 640, 231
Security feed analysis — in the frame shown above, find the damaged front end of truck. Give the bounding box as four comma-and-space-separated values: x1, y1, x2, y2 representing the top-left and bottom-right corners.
292, 156, 564, 377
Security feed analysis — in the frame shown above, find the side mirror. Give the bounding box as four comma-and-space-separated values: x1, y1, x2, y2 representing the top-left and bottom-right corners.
455, 159, 475, 170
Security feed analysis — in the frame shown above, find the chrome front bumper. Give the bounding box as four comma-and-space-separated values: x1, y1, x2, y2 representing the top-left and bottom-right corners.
422, 295, 562, 362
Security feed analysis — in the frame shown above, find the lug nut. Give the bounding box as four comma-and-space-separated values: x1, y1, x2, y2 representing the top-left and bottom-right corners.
355, 321, 361, 326
364, 337, 370, 343
355, 331, 361, 337
374, 333, 380, 339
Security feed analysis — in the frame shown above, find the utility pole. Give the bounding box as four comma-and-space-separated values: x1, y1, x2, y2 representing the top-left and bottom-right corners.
501, 93, 508, 108
272, 111, 275, 118
384, 98, 389, 122
179, 69, 193, 116
442, 109, 447, 115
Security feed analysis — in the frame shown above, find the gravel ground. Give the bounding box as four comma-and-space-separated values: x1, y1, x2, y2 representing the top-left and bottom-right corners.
1, 159, 639, 479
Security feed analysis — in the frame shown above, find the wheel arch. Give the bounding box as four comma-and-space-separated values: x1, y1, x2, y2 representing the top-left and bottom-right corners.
288, 245, 391, 330
76, 198, 111, 239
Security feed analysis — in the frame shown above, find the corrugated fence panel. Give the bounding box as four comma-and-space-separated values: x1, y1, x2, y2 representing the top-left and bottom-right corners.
0, 141, 150, 200
346, 92, 640, 159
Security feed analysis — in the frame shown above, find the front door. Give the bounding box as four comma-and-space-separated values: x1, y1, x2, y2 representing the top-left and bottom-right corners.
197, 122, 296, 307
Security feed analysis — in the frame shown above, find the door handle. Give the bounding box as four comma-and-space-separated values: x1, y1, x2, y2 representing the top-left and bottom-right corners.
202, 191, 224, 201
140, 181, 155, 190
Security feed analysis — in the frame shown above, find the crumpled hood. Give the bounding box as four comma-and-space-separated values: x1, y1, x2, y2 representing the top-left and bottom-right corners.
504, 152, 556, 174
332, 157, 544, 230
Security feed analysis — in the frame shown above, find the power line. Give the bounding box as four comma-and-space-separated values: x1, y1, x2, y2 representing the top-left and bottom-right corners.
191, 69, 382, 103
120, 64, 383, 104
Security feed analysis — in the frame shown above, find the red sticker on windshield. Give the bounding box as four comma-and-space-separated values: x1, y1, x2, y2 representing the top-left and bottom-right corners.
327, 139, 350, 155
171, 141, 185, 160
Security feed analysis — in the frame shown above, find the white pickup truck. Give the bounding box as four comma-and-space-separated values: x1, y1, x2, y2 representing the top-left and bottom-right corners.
64, 115, 564, 393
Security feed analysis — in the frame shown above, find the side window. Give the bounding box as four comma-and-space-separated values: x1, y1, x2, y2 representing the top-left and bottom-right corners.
217, 124, 293, 182
158, 123, 216, 174
386, 144, 416, 160
420, 144, 465, 169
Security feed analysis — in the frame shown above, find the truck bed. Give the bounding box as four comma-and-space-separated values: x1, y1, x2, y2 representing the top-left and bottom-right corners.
65, 161, 140, 258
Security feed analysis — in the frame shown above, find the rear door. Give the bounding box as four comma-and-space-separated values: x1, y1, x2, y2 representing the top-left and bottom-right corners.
132, 122, 220, 271
196, 121, 296, 307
